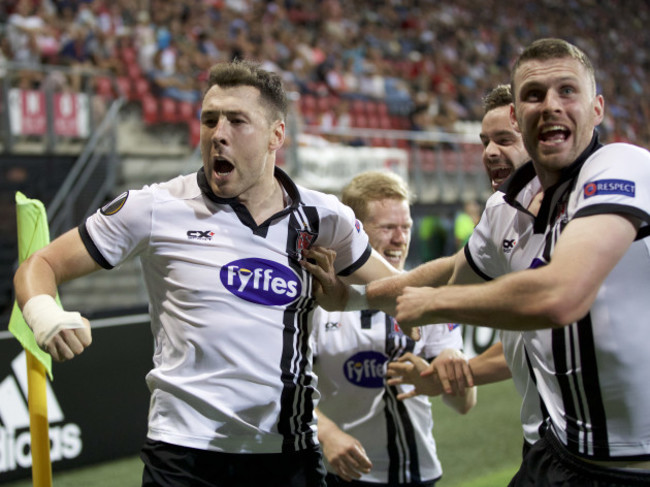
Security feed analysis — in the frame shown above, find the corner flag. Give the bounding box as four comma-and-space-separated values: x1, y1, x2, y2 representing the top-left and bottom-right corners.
8, 191, 55, 487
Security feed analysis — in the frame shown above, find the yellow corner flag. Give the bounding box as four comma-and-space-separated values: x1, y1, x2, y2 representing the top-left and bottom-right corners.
8, 191, 54, 487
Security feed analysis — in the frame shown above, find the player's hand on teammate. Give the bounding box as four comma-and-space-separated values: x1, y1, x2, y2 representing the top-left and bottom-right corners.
386, 352, 441, 399
395, 286, 440, 326
300, 246, 347, 311
321, 429, 372, 481
422, 348, 474, 396
387, 349, 474, 399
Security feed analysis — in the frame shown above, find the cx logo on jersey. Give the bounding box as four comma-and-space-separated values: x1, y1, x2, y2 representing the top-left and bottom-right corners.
325, 321, 342, 331
187, 230, 215, 241
502, 238, 516, 253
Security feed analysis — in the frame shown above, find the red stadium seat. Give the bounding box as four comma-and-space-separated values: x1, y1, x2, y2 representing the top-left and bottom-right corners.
141, 94, 159, 125
120, 46, 137, 65
126, 63, 142, 81
132, 77, 152, 100
95, 76, 114, 98
115, 76, 132, 100
160, 97, 178, 123
189, 118, 201, 147
352, 114, 367, 128
178, 101, 196, 123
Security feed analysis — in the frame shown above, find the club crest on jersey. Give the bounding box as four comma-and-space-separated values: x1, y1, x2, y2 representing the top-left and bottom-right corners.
355, 219, 361, 233
584, 179, 635, 199
296, 229, 317, 253
220, 258, 301, 306
100, 191, 128, 215
343, 351, 386, 388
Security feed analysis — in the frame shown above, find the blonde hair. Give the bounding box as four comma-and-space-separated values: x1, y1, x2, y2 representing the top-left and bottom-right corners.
341, 171, 411, 223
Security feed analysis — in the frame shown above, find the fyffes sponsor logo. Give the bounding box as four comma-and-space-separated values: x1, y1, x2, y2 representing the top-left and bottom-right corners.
220, 258, 301, 306
343, 351, 387, 388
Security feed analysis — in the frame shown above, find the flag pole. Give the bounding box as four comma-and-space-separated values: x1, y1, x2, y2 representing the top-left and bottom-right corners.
9, 192, 55, 487
25, 351, 52, 487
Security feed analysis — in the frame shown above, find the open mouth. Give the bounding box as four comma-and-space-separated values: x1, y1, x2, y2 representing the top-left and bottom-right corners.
539, 125, 570, 144
384, 250, 403, 264
214, 157, 234, 176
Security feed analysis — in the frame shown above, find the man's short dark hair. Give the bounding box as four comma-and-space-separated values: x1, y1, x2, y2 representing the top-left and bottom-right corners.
511, 38, 597, 97
206, 60, 288, 122
483, 84, 513, 114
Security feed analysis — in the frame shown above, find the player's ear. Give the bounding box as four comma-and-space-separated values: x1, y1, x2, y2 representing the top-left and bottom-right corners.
592, 94, 605, 127
510, 104, 521, 134
269, 119, 285, 152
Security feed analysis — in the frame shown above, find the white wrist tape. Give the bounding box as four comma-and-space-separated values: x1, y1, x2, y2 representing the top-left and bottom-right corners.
344, 284, 369, 311
22, 294, 84, 348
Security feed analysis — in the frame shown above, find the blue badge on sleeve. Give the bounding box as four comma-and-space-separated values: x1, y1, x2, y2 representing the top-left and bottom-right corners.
583, 179, 635, 199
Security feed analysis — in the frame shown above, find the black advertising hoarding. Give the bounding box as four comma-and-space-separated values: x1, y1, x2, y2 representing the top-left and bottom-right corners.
0, 311, 152, 483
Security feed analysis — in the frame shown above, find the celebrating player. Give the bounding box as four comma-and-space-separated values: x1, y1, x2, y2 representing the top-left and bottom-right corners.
312, 171, 475, 486
13, 60, 401, 487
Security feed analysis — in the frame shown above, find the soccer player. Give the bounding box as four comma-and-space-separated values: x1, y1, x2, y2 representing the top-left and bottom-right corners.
388, 84, 543, 456
309, 39, 650, 486
311, 171, 476, 487
13, 60, 400, 487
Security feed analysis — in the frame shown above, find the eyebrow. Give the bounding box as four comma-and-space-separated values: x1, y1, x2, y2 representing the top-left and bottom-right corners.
200, 109, 247, 119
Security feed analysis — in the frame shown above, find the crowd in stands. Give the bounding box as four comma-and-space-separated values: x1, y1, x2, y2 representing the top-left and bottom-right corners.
1, 0, 649, 148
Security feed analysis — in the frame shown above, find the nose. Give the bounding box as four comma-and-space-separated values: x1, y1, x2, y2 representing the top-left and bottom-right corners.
484, 140, 500, 160
541, 89, 562, 116
391, 227, 409, 244
211, 117, 229, 146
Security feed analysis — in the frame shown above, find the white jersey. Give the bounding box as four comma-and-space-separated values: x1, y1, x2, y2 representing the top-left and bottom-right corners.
499, 330, 542, 446
468, 136, 650, 461
80, 167, 371, 454
311, 308, 462, 484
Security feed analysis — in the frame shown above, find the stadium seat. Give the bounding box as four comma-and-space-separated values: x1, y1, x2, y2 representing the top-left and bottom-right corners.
115, 76, 132, 100
120, 46, 137, 65
132, 77, 152, 100
141, 94, 159, 125
126, 63, 142, 81
95, 76, 114, 98
177, 101, 196, 123
189, 118, 200, 147
352, 114, 367, 128
160, 97, 178, 123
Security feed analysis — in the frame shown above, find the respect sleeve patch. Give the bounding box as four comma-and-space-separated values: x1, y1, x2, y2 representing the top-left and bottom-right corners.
583, 179, 635, 199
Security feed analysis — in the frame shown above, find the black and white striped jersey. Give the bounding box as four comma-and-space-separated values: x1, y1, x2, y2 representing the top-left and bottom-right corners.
311, 308, 462, 484
468, 136, 650, 461
79, 166, 371, 454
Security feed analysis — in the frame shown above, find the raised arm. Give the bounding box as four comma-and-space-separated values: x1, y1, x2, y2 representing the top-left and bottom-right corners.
395, 213, 640, 331
14, 228, 101, 361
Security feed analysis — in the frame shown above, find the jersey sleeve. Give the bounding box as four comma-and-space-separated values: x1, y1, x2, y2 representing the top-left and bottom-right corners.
80, 188, 154, 269
573, 144, 650, 229
315, 196, 371, 276
465, 192, 506, 280
417, 323, 464, 359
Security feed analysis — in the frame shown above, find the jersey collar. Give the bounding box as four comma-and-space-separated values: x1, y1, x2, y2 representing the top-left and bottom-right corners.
499, 131, 603, 233
533, 131, 603, 234
196, 166, 303, 236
